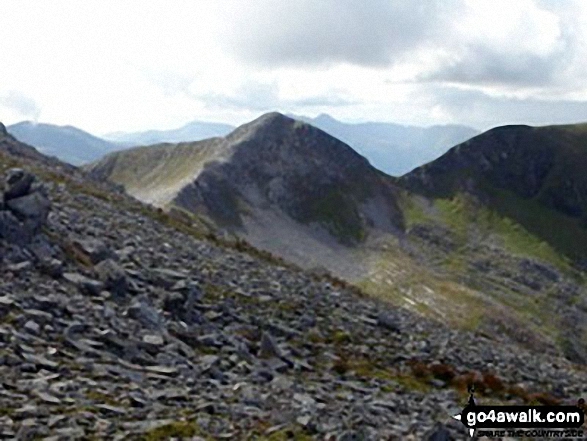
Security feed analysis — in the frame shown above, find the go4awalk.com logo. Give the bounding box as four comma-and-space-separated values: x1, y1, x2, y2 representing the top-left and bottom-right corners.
453, 387, 585, 438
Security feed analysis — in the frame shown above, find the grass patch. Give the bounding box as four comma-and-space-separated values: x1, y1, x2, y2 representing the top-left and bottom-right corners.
142, 420, 206, 441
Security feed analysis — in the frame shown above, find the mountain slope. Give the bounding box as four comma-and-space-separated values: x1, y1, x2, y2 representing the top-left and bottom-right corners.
89, 112, 404, 248
293, 113, 478, 176
88, 114, 587, 364
103, 120, 235, 146
8, 121, 121, 165
3, 122, 587, 438
401, 123, 587, 264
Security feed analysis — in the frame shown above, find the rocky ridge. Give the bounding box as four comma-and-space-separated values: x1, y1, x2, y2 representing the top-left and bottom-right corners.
1, 130, 587, 439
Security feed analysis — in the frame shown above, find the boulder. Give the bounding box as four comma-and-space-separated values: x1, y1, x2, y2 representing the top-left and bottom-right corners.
6, 192, 51, 234
0, 210, 28, 245
4, 168, 35, 201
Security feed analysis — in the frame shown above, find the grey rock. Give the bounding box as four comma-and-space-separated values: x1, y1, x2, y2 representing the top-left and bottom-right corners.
71, 238, 113, 264
95, 258, 127, 296
63, 272, 105, 296
258, 332, 282, 359
36, 391, 62, 405
38, 258, 64, 278
6, 260, 32, 273
376, 312, 401, 333
23, 320, 40, 335
6, 192, 50, 233
4, 168, 35, 201
128, 300, 164, 330
0, 210, 27, 244
426, 423, 453, 441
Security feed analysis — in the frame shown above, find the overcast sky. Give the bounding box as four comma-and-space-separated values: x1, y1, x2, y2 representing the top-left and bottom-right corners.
2, 0, 587, 134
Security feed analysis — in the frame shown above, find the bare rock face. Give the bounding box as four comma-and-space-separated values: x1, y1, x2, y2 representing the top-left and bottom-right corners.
0, 122, 7, 137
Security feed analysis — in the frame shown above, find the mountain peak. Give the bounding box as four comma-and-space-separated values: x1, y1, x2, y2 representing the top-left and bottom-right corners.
314, 113, 337, 124
0, 122, 6, 136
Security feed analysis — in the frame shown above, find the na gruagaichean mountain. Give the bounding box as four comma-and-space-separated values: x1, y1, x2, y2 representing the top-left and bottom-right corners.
88, 113, 404, 263
2, 119, 587, 438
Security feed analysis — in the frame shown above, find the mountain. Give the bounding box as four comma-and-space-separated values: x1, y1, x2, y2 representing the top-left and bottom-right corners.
88, 113, 404, 261
103, 120, 235, 146
401, 123, 587, 265
7, 121, 121, 165
88, 113, 587, 365
292, 113, 478, 176
3, 121, 587, 438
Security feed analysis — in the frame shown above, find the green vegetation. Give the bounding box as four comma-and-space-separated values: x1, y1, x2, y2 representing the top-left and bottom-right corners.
403, 192, 572, 272
298, 185, 366, 244
142, 421, 205, 441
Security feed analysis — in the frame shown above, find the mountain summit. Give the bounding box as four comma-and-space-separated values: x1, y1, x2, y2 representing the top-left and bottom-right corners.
88, 113, 403, 268
401, 123, 587, 263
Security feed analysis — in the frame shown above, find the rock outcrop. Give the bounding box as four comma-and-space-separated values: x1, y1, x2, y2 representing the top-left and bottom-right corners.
0, 168, 50, 245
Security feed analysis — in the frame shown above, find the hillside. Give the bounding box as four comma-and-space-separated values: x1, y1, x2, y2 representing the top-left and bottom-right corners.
2, 120, 587, 439
8, 121, 121, 165
293, 113, 478, 176
89, 113, 404, 259
88, 114, 587, 366
401, 123, 587, 264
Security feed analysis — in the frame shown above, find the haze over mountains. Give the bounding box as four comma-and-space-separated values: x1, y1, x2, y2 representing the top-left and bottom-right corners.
7, 114, 478, 176
103, 120, 235, 147
294, 114, 478, 175
7, 121, 121, 165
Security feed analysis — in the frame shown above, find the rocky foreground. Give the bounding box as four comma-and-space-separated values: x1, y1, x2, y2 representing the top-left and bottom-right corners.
1, 157, 587, 439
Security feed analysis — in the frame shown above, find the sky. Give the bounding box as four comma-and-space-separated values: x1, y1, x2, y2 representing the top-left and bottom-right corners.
2, 0, 587, 135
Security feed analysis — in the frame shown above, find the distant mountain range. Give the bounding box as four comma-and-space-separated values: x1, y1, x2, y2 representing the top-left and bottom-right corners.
292, 114, 478, 175
7, 121, 121, 165
7, 115, 478, 175
102, 120, 235, 146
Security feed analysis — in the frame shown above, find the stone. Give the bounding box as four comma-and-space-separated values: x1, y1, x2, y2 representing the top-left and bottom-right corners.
6, 260, 32, 273
376, 312, 401, 333
71, 238, 113, 264
426, 423, 453, 441
63, 272, 105, 296
258, 332, 282, 359
36, 391, 62, 405
4, 168, 35, 201
38, 258, 64, 278
128, 300, 164, 330
142, 334, 164, 346
0, 210, 27, 244
94, 258, 127, 296
6, 192, 50, 233
23, 320, 40, 335
162, 292, 185, 316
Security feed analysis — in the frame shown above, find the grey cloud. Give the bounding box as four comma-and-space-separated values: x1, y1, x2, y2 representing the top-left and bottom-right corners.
222, 0, 459, 68
0, 91, 41, 120
429, 87, 587, 130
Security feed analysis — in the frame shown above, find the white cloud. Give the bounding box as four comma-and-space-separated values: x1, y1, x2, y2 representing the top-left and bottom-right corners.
0, 0, 587, 133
